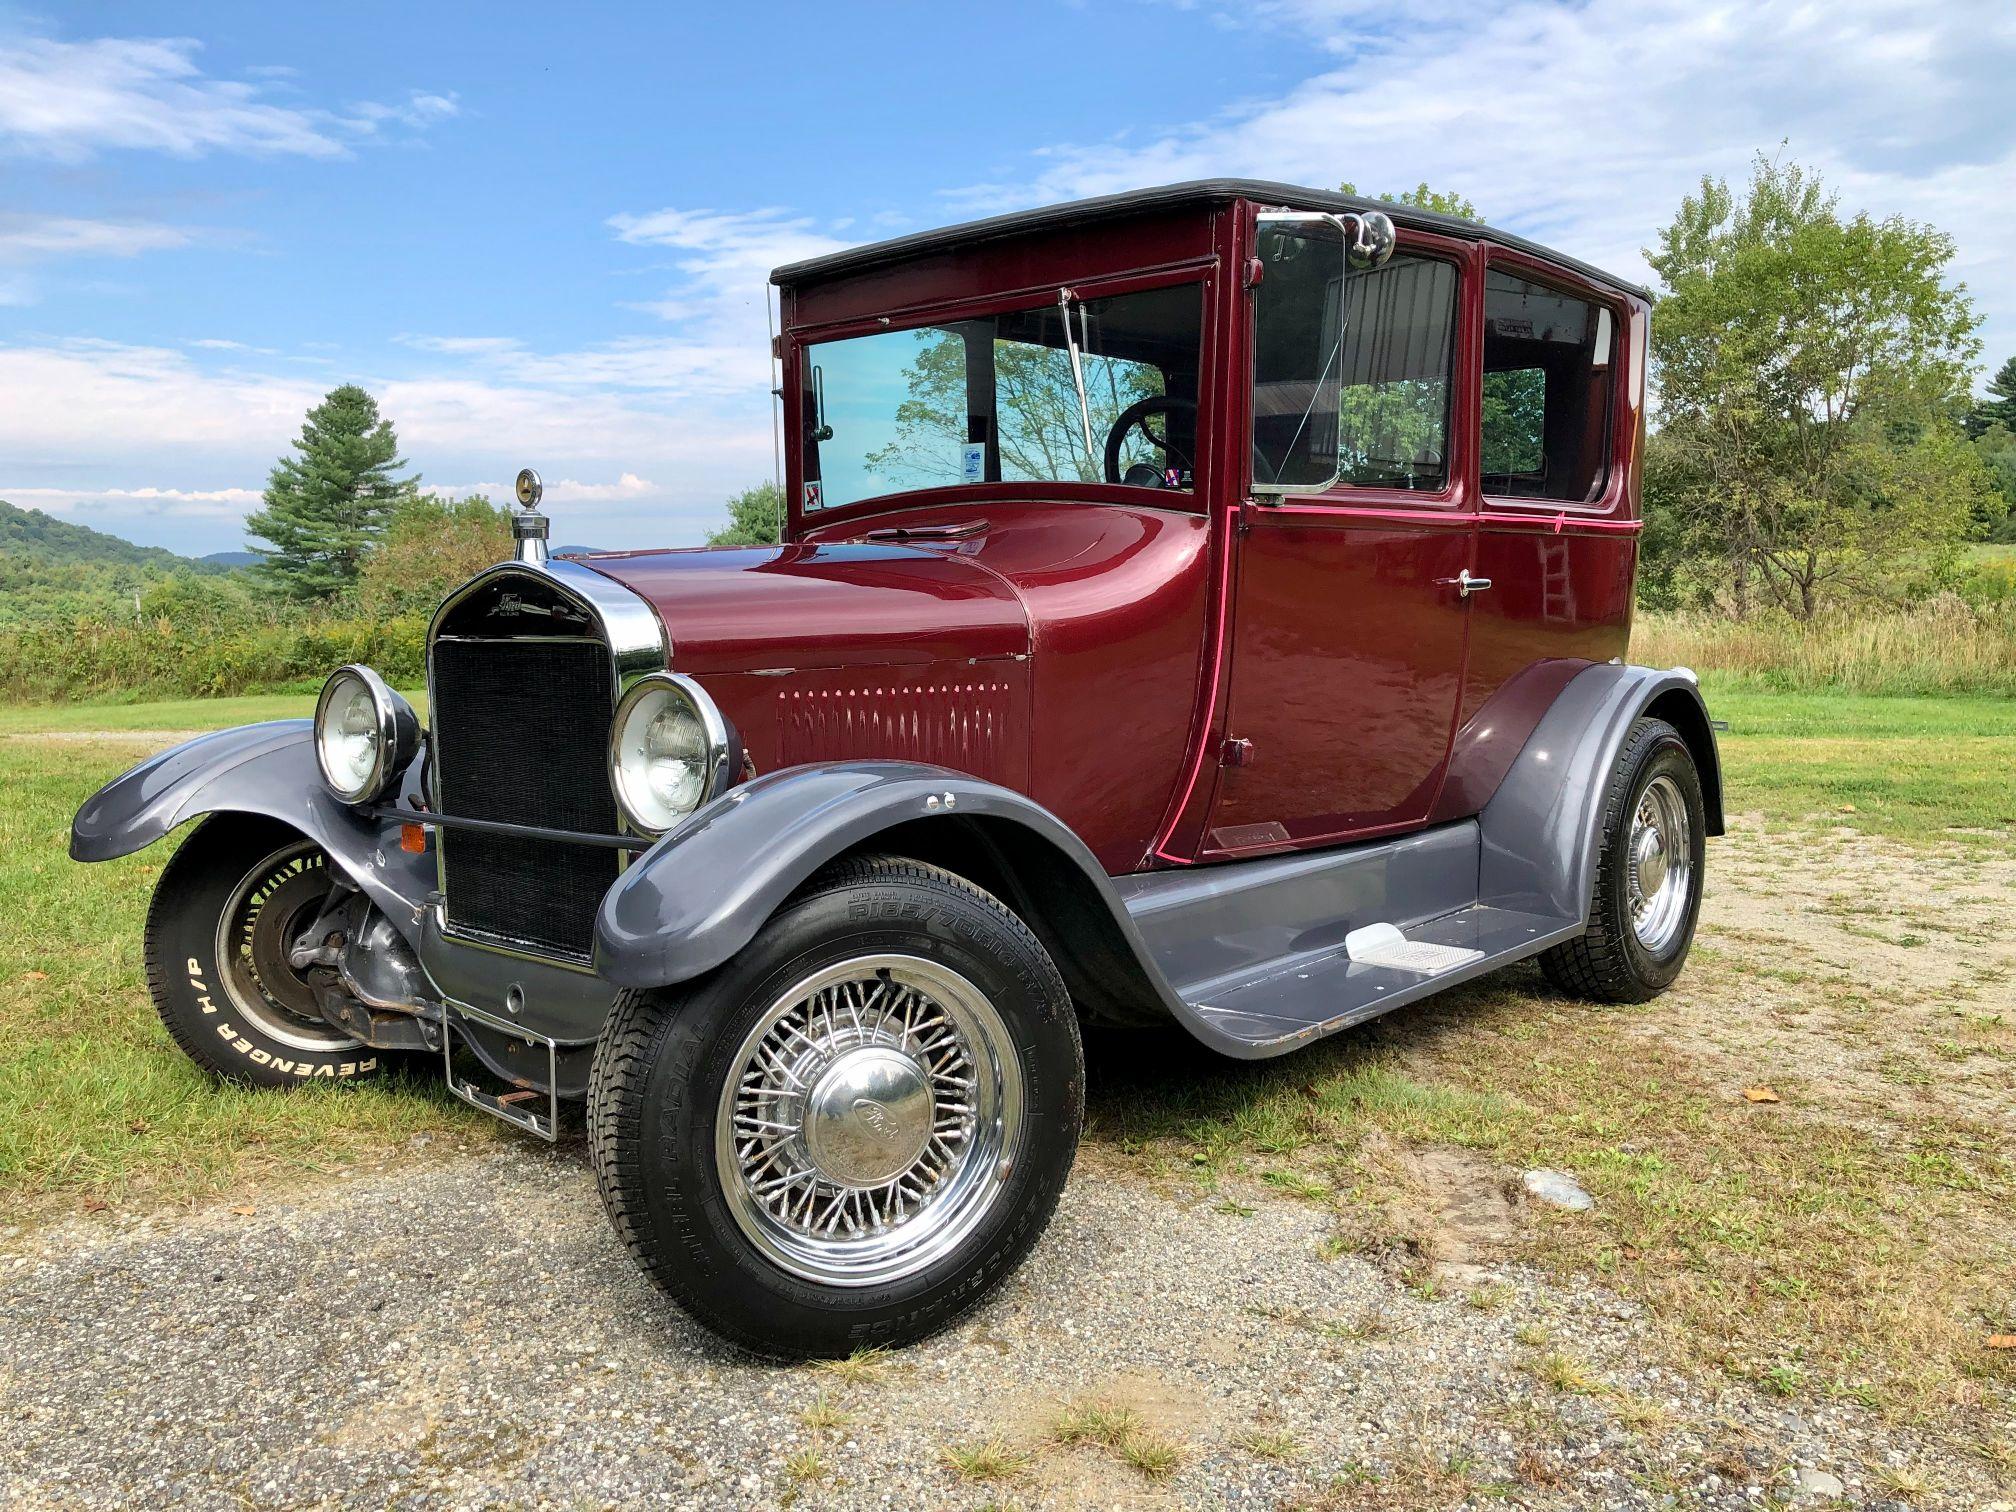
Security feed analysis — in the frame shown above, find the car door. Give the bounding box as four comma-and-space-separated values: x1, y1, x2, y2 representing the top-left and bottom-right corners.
1203, 231, 1477, 857
1436, 256, 1641, 820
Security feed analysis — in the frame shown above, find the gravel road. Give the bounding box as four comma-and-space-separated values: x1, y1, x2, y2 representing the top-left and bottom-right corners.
4, 1136, 2003, 1509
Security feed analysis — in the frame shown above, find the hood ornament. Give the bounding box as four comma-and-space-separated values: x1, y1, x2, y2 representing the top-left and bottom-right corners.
512, 468, 549, 565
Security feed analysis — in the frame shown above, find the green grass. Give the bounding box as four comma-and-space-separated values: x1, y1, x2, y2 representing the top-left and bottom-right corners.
0, 687, 426, 736
1705, 678, 2015, 842
0, 727, 484, 1216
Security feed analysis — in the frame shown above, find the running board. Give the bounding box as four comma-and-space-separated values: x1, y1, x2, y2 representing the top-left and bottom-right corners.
1115, 821, 1583, 1056
1180, 903, 1581, 1051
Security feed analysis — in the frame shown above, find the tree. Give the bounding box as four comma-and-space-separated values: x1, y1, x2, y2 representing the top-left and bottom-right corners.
706, 481, 784, 546
352, 493, 511, 617
1968, 355, 2016, 438
246, 385, 416, 599
864, 329, 1161, 492
1339, 181, 1481, 222
1643, 155, 1991, 617
1975, 423, 2016, 541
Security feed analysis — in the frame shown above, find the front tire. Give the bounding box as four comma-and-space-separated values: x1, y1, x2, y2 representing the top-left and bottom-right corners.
588, 855, 1083, 1359
144, 814, 383, 1086
1540, 716, 1706, 1003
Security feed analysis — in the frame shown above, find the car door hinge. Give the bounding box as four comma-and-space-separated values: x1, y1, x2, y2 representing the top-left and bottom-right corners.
1219, 736, 1255, 768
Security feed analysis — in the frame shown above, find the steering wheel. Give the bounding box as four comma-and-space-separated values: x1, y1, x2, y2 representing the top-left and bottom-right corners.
1103, 395, 1196, 487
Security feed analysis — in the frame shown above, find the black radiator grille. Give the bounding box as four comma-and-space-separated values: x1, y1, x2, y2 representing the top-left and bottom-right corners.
431, 637, 619, 960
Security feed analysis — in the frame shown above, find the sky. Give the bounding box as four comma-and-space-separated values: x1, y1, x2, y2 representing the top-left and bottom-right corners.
2, 0, 2013, 557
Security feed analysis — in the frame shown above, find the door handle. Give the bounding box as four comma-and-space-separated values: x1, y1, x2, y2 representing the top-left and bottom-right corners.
1436, 569, 1493, 598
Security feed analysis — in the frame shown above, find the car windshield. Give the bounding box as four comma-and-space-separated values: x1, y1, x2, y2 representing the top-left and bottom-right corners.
800, 283, 1203, 512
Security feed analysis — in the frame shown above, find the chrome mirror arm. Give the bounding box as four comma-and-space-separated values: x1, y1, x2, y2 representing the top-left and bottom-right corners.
1058, 288, 1097, 465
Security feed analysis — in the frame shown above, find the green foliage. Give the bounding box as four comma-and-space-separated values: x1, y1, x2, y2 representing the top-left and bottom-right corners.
1966, 355, 2016, 438
864, 329, 1161, 489
352, 493, 511, 616
0, 499, 241, 629
0, 498, 198, 570
1339, 180, 1481, 222
245, 385, 417, 600
1644, 154, 1991, 618
705, 481, 784, 546
1973, 423, 2016, 540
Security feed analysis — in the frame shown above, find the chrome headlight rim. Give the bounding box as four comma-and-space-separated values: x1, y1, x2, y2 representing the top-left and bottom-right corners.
314, 664, 419, 806
607, 672, 740, 837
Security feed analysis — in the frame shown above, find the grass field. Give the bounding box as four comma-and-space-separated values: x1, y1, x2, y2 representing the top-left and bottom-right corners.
2, 681, 2009, 1454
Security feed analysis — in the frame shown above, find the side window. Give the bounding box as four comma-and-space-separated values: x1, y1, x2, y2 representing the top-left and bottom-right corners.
1482, 270, 1615, 502
1337, 256, 1457, 491
1250, 239, 1456, 493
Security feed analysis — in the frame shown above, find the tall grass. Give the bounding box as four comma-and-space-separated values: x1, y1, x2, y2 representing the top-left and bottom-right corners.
0, 612, 426, 703
1633, 595, 2016, 696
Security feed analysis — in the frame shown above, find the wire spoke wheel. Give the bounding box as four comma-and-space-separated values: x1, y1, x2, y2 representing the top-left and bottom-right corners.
213, 840, 358, 1054
1626, 772, 1692, 955
714, 953, 1024, 1287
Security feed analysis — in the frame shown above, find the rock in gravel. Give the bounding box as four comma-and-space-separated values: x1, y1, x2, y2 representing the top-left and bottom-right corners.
1793, 1466, 1846, 1499
1522, 1167, 1595, 1211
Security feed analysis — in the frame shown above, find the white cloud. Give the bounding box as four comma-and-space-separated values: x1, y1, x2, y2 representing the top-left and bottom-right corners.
953, 0, 2016, 357
0, 338, 774, 551
395, 334, 524, 357
0, 34, 458, 160
434, 472, 658, 504
4, 484, 259, 520
0, 212, 194, 261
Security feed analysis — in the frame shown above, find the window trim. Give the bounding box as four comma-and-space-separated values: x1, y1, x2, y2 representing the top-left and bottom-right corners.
1244, 225, 1471, 517
1476, 247, 1629, 519
785, 261, 1216, 531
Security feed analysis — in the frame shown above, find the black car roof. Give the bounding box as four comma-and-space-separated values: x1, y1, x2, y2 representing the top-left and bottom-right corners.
770, 178, 1651, 301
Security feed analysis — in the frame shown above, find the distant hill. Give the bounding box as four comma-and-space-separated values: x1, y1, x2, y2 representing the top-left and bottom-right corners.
200, 550, 261, 568
0, 498, 216, 571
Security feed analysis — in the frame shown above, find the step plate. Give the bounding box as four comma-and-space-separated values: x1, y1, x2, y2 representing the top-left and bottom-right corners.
1187, 904, 1581, 1053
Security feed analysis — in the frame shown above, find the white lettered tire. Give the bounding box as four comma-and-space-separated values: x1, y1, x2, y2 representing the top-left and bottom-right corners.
144, 815, 383, 1087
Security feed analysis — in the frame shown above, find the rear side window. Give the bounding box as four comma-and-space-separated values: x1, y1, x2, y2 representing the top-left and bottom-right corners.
1482, 270, 1614, 502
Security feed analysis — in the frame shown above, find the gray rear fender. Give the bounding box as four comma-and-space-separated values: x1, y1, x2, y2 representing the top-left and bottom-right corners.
1478, 664, 1723, 923
69, 719, 434, 930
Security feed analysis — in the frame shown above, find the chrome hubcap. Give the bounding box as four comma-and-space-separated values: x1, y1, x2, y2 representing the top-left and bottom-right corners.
215, 841, 359, 1053
802, 1046, 934, 1187
1626, 773, 1692, 955
715, 955, 1023, 1287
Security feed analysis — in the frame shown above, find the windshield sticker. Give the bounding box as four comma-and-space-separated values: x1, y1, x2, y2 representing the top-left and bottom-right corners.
961, 442, 985, 483
802, 480, 823, 510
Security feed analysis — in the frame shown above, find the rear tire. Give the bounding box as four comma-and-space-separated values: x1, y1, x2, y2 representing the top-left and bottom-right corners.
1539, 717, 1705, 1004
144, 815, 383, 1087
588, 855, 1083, 1359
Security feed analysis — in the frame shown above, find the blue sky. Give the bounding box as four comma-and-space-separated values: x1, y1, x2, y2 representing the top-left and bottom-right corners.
3, 0, 2013, 555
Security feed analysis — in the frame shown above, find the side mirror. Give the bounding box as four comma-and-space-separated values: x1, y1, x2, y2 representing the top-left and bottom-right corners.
1347, 210, 1397, 271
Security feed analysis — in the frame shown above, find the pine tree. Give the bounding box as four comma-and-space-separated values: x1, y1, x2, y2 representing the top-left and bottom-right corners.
246, 385, 417, 598
1967, 355, 2016, 438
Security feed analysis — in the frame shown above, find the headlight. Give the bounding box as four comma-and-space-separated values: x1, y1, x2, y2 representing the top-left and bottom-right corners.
608, 673, 738, 836
314, 665, 419, 805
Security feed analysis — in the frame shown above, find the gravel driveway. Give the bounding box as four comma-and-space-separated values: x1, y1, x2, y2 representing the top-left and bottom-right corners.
4, 1135, 2003, 1509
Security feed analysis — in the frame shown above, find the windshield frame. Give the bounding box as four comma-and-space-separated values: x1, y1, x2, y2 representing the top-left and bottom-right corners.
782, 260, 1216, 535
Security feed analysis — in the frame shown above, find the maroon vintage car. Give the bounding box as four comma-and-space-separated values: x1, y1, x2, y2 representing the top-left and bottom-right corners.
73, 181, 1718, 1358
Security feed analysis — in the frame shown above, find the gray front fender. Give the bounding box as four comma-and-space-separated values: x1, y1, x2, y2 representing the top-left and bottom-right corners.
594, 761, 1174, 997
69, 720, 432, 924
